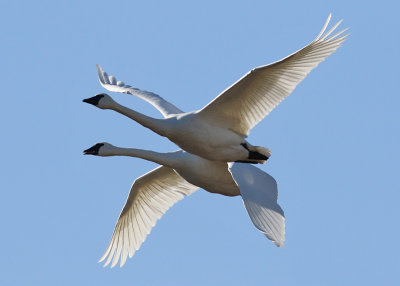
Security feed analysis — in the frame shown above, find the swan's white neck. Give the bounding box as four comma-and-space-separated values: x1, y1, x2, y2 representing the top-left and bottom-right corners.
105, 146, 182, 169
110, 102, 171, 137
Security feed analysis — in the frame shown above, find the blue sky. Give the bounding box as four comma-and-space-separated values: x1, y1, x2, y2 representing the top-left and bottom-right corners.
1, 0, 399, 285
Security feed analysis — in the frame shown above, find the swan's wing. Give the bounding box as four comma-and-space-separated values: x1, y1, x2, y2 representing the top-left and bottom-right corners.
197, 14, 348, 137
99, 166, 198, 268
229, 163, 285, 247
97, 65, 184, 118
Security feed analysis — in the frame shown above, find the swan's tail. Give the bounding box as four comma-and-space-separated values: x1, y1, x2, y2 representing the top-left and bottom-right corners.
237, 144, 271, 164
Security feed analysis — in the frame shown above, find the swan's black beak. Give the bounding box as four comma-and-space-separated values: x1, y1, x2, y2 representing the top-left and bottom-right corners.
82, 94, 104, 106
83, 143, 104, 155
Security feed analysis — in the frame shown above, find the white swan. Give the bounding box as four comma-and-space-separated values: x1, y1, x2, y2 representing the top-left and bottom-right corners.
84, 142, 284, 268
85, 14, 347, 163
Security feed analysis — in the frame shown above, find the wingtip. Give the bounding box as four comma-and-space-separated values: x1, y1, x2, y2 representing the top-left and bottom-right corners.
314, 13, 333, 41
97, 65, 104, 83
111, 260, 118, 268
98, 249, 109, 264
96, 64, 103, 74
98, 259, 108, 268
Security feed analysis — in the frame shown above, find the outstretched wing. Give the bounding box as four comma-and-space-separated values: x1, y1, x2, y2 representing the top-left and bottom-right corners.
229, 163, 285, 247
99, 166, 198, 267
97, 64, 184, 117
197, 14, 348, 137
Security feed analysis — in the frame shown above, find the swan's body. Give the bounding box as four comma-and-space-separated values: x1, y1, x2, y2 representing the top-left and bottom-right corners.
84, 94, 266, 163
87, 145, 240, 196
84, 143, 284, 268
87, 14, 347, 163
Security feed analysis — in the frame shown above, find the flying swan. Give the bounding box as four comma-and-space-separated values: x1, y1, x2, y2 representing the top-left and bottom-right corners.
84, 93, 284, 268
84, 142, 284, 268
84, 14, 347, 163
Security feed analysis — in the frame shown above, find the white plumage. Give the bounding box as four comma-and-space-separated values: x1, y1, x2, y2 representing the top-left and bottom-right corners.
84, 143, 284, 268
197, 14, 347, 137
98, 165, 198, 268
84, 14, 348, 267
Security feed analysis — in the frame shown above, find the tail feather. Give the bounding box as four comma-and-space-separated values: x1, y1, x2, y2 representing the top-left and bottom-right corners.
238, 144, 272, 164
252, 146, 272, 158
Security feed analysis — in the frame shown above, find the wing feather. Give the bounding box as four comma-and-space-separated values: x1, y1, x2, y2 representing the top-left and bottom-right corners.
99, 166, 198, 267
97, 65, 184, 117
197, 15, 348, 137
229, 163, 285, 247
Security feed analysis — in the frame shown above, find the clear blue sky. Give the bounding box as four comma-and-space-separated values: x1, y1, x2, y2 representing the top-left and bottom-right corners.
1, 1, 399, 285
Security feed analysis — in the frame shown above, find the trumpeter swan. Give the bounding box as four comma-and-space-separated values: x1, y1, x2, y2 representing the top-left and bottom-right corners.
84, 14, 347, 163
84, 142, 284, 268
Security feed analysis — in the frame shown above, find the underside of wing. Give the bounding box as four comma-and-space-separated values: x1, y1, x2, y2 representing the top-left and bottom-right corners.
97, 65, 184, 118
99, 166, 198, 268
229, 163, 285, 247
198, 14, 348, 137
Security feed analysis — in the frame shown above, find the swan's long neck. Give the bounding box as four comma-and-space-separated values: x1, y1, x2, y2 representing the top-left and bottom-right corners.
106, 146, 182, 168
111, 102, 170, 137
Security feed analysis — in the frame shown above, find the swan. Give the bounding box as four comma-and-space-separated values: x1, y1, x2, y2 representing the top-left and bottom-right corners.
84, 142, 284, 268
84, 14, 347, 163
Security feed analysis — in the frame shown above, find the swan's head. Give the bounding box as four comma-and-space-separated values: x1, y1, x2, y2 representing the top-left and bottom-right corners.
83, 142, 115, 156
82, 93, 116, 109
